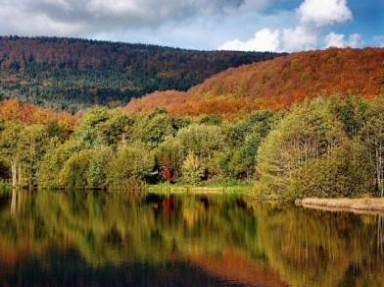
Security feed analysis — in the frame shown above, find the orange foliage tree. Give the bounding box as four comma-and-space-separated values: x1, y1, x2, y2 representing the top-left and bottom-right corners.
124, 48, 384, 118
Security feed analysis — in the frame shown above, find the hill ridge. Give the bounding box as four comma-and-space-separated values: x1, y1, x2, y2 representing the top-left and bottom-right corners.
0, 36, 281, 112
125, 47, 384, 118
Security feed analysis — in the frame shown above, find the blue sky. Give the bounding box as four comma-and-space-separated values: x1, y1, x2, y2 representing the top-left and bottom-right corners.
0, 0, 382, 51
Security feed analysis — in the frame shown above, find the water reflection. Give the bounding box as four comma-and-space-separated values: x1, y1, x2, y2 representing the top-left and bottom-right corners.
0, 190, 383, 287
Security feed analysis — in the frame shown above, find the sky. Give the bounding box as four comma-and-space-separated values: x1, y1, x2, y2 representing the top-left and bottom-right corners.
0, 0, 383, 52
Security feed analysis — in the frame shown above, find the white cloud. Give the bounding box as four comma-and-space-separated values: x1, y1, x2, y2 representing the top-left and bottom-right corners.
281, 26, 317, 51
0, 0, 268, 36
87, 0, 141, 16
297, 0, 352, 26
325, 32, 345, 47
85, 0, 261, 20
218, 0, 357, 52
325, 32, 362, 48
0, 0, 377, 51
219, 25, 317, 52
218, 28, 280, 52
0, 2, 83, 36
0, 0, 284, 49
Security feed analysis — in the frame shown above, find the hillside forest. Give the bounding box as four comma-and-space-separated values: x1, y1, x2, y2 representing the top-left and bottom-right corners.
1, 95, 384, 200
0, 36, 279, 113
126, 48, 384, 118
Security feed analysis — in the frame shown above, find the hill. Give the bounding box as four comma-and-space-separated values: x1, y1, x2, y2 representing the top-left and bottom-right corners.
125, 48, 384, 118
0, 36, 280, 112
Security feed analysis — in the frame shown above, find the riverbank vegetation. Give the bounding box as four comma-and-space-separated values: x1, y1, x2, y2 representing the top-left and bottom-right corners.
1, 95, 384, 199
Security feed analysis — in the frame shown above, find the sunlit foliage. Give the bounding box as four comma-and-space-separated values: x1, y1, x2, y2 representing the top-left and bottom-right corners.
125, 48, 384, 118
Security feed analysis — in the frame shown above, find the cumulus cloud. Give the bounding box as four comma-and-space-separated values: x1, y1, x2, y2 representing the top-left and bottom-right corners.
0, 1, 84, 36
0, 0, 271, 34
0, 0, 284, 46
219, 0, 356, 52
297, 0, 352, 26
219, 28, 280, 52
0, 0, 379, 51
281, 26, 317, 51
219, 26, 317, 52
325, 32, 362, 48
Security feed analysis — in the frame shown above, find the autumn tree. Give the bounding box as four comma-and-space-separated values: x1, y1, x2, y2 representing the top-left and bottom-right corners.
155, 136, 184, 182
181, 151, 204, 185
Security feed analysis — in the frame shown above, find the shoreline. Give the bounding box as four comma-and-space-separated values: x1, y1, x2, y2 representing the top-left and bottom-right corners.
147, 184, 253, 195
296, 198, 384, 215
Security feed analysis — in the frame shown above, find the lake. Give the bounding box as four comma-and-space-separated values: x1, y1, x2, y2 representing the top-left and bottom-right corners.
0, 190, 383, 287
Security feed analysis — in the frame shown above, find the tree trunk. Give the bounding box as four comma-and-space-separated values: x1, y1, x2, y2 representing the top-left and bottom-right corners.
11, 188, 17, 215
18, 165, 22, 187
375, 141, 384, 197
11, 162, 17, 188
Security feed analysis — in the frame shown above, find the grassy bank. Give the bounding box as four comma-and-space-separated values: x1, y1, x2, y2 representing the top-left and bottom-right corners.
148, 182, 254, 195
296, 198, 384, 214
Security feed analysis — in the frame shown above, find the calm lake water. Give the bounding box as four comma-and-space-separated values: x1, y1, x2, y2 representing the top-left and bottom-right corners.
0, 190, 383, 287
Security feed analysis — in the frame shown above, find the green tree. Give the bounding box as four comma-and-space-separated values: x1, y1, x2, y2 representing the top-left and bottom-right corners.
256, 99, 346, 197
221, 110, 277, 181
175, 124, 224, 179
133, 108, 174, 147
0, 121, 24, 187
156, 136, 184, 181
176, 124, 223, 158
86, 147, 114, 189
38, 138, 84, 188
107, 143, 155, 189
333, 96, 368, 138
360, 97, 384, 197
288, 140, 374, 199
17, 124, 51, 188
222, 134, 261, 181
59, 149, 93, 189
75, 106, 130, 147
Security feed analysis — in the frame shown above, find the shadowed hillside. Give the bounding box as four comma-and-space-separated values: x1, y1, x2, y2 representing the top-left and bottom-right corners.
125, 48, 384, 118
0, 36, 280, 112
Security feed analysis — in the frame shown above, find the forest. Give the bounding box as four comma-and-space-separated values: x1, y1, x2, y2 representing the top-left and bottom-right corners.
0, 36, 280, 113
1, 95, 384, 200
126, 47, 384, 118
0, 45, 383, 199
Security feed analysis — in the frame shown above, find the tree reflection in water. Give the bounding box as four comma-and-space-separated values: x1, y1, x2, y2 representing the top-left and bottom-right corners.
0, 190, 383, 287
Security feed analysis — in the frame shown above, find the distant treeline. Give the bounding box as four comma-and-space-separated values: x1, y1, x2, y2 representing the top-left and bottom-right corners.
0, 36, 281, 112
1, 96, 384, 199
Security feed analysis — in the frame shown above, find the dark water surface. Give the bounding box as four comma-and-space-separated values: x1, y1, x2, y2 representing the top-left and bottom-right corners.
0, 190, 383, 287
